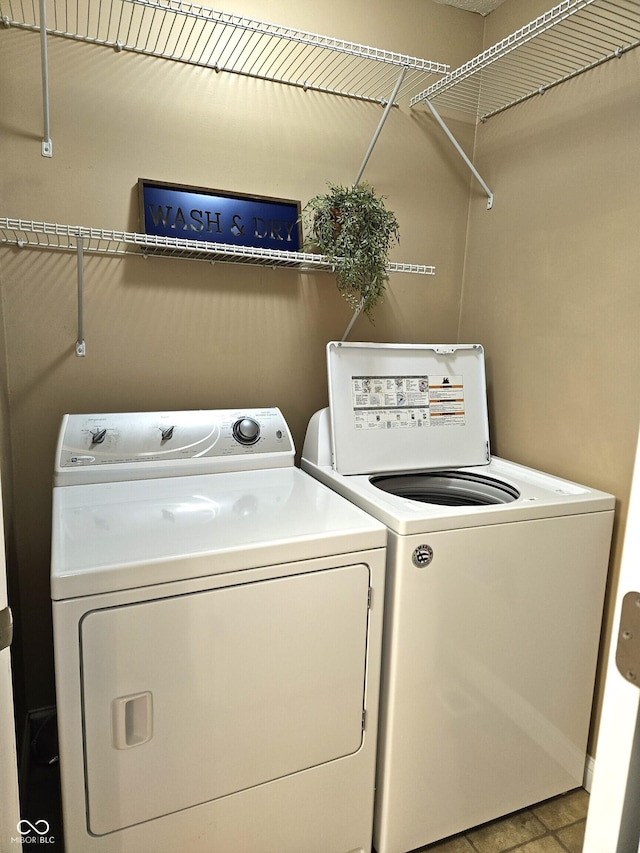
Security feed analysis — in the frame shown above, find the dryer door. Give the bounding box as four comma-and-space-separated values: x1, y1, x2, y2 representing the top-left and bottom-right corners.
80, 563, 371, 835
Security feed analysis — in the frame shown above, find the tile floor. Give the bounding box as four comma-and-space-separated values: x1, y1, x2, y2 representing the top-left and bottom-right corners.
417, 788, 589, 853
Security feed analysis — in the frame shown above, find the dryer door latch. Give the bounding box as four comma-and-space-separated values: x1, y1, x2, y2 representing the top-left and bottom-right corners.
616, 592, 640, 689
0, 606, 13, 652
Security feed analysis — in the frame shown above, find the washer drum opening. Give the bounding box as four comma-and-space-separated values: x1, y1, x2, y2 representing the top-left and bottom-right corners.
370, 471, 520, 507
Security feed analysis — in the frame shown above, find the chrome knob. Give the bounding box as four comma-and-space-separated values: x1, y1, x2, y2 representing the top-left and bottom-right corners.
232, 417, 260, 445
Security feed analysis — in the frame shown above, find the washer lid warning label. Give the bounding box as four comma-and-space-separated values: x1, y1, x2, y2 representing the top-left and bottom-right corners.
351, 375, 465, 429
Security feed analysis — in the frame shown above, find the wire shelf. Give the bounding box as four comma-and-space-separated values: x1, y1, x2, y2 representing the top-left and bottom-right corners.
0, 218, 436, 275
0, 0, 449, 105
411, 0, 640, 121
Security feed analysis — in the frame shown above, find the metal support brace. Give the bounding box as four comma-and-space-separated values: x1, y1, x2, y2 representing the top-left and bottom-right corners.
343, 68, 408, 341
354, 66, 407, 187
39, 0, 52, 156
76, 238, 86, 356
341, 300, 364, 342
423, 98, 493, 209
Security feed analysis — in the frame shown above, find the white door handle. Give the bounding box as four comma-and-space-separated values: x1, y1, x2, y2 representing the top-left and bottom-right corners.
111, 692, 153, 749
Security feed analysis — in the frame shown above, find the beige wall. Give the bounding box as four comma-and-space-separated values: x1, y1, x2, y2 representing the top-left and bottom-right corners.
0, 1, 481, 709
461, 3, 640, 750
1, 0, 637, 765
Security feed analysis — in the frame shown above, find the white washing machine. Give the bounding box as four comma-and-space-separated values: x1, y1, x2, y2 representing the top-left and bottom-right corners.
301, 342, 615, 853
51, 407, 387, 853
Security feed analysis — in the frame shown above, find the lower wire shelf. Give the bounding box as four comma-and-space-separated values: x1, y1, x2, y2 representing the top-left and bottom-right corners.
0, 216, 435, 357
0, 217, 435, 276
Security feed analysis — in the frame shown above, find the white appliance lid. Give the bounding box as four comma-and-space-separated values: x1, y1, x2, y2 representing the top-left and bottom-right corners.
327, 342, 491, 475
51, 467, 386, 599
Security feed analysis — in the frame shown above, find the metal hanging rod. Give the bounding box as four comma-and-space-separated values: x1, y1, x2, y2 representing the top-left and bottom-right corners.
0, 218, 435, 276
412, 0, 640, 121
0, 0, 448, 105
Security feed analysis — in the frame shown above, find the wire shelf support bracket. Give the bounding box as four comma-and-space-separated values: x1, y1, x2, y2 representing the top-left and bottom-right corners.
75, 237, 86, 357
423, 98, 493, 210
354, 65, 408, 187
345, 66, 413, 337
38, 0, 52, 156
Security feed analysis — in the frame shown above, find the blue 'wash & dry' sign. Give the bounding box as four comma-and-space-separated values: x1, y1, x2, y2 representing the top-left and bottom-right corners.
138, 179, 302, 252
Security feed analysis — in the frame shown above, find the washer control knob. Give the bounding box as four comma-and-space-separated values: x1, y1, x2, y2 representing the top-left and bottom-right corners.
90, 427, 107, 445
412, 544, 434, 568
232, 417, 261, 445
160, 426, 174, 441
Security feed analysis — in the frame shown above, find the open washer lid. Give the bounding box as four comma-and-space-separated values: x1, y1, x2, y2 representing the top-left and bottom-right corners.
327, 342, 491, 476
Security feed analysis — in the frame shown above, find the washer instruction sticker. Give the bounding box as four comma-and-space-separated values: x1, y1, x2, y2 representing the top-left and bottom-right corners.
351, 375, 465, 430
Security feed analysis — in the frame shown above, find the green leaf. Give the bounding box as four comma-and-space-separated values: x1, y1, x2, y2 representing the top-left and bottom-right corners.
301, 181, 400, 320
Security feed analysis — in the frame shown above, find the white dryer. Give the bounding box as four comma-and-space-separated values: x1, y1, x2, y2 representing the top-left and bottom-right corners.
301, 343, 615, 853
51, 407, 387, 853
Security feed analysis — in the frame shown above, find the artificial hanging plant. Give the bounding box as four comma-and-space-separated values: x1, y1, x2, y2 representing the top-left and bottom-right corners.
301, 181, 400, 322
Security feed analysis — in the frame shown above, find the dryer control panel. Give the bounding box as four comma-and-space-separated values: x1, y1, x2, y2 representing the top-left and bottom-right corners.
55, 408, 295, 485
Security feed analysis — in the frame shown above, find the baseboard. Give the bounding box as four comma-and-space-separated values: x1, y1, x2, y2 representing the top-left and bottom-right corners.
583, 753, 595, 793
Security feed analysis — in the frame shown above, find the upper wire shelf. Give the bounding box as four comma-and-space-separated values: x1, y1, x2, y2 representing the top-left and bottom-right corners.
411, 0, 640, 121
0, 218, 436, 276
0, 0, 449, 105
